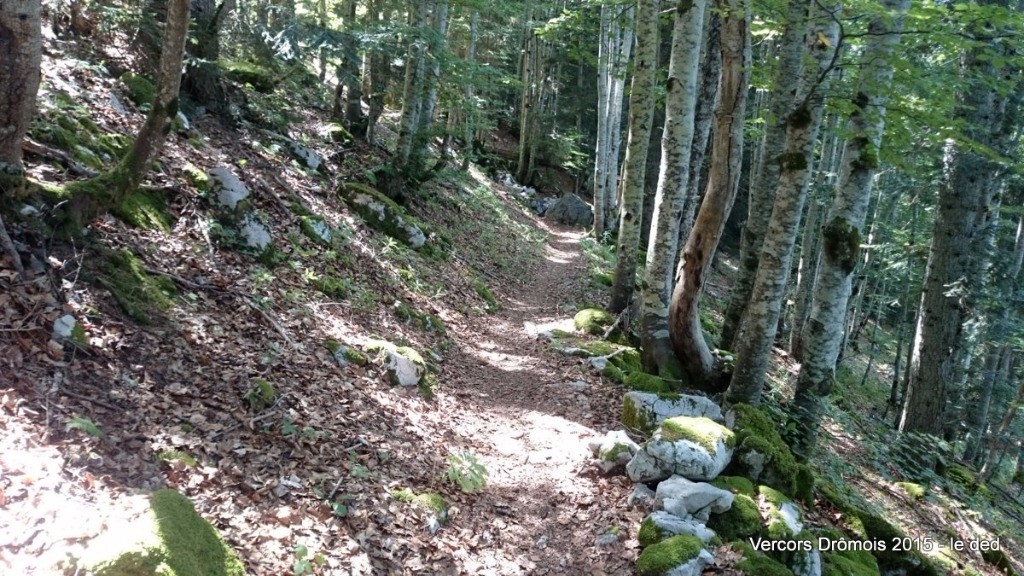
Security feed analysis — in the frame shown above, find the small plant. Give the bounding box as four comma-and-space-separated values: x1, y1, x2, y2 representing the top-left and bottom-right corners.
292, 543, 324, 575
244, 378, 278, 411
66, 416, 104, 439
444, 451, 488, 493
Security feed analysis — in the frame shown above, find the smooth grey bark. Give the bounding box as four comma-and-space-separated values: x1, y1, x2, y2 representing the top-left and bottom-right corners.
364, 0, 389, 145
718, 0, 809, 350
668, 0, 750, 387
0, 0, 42, 188
680, 9, 720, 239
963, 346, 1009, 464
419, 0, 448, 157
460, 9, 479, 170
609, 0, 660, 313
790, 0, 911, 448
594, 4, 635, 238
726, 4, 838, 406
640, 0, 707, 374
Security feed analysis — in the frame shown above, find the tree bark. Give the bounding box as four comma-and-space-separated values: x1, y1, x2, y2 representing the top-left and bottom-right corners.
899, 2, 1011, 435
718, 0, 809, 350
394, 0, 429, 176
0, 0, 42, 193
608, 0, 660, 313
182, 0, 234, 117
640, 0, 707, 375
726, 4, 838, 406
668, 0, 750, 387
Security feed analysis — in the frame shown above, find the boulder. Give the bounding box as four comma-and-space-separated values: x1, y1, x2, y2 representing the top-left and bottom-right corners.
640, 511, 717, 545
587, 430, 640, 473
386, 348, 425, 387
240, 214, 272, 250
340, 183, 428, 249
654, 476, 734, 522
627, 416, 735, 482
208, 165, 249, 211
622, 392, 724, 434
545, 193, 594, 228
289, 141, 322, 170
635, 534, 714, 576
628, 484, 657, 510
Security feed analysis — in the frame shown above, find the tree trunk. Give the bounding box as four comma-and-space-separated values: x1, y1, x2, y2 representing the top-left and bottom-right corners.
726, 5, 838, 406
608, 0, 660, 313
595, 6, 634, 237
640, 0, 707, 374
419, 0, 448, 158
0, 0, 42, 193
680, 8, 720, 239
364, 0, 389, 145
460, 9, 479, 170
394, 0, 429, 176
899, 3, 1011, 435
718, 0, 808, 350
788, 0, 908, 455
963, 346, 1008, 464
182, 0, 234, 117
668, 0, 750, 387
65, 0, 190, 224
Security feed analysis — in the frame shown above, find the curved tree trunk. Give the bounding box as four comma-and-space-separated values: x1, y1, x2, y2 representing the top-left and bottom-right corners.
718, 0, 808, 350
0, 0, 42, 193
640, 0, 707, 374
789, 0, 908, 456
668, 0, 750, 387
726, 4, 838, 406
66, 0, 190, 225
608, 0, 660, 313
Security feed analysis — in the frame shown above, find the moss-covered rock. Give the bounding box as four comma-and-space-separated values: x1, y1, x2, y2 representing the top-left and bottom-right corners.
895, 481, 926, 500
88, 489, 244, 576
113, 188, 173, 231
218, 60, 275, 93
574, 308, 614, 335
707, 493, 760, 541
624, 371, 671, 393
392, 488, 448, 532
635, 534, 704, 576
339, 182, 428, 249
660, 416, 735, 453
121, 72, 156, 106
758, 486, 802, 540
93, 248, 175, 324
733, 541, 795, 576
183, 163, 211, 191
712, 476, 756, 497
299, 216, 332, 245
472, 279, 500, 312
726, 404, 814, 505
243, 378, 277, 411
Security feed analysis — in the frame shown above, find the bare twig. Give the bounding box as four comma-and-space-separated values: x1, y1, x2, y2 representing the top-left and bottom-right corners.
57, 387, 121, 412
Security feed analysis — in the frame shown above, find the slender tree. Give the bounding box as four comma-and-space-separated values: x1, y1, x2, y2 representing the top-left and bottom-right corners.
668, 0, 750, 386
726, 4, 839, 406
608, 0, 660, 313
640, 0, 707, 374
789, 0, 910, 456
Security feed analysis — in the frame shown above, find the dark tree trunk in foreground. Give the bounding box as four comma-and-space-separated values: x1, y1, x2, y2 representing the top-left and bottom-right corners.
182, 0, 235, 117
0, 0, 42, 193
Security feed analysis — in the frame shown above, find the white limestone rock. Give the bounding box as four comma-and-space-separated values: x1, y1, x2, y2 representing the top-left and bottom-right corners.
643, 511, 717, 544
208, 166, 249, 210
386, 350, 424, 387
622, 391, 724, 435
654, 476, 734, 522
587, 430, 639, 473
240, 214, 272, 250
626, 416, 735, 482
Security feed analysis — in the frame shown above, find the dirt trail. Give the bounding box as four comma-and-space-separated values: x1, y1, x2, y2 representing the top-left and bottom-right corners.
435, 222, 640, 575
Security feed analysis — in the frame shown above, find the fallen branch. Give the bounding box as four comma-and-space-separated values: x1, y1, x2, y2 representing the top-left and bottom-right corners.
22, 138, 99, 177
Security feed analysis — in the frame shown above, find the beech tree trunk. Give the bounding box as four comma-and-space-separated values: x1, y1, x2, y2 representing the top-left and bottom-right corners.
789, 0, 908, 456
680, 9, 720, 239
608, 0, 660, 313
726, 4, 838, 406
593, 4, 634, 239
394, 0, 429, 175
0, 0, 42, 192
640, 0, 707, 374
668, 0, 750, 387
182, 0, 234, 117
899, 2, 1011, 435
718, 0, 808, 350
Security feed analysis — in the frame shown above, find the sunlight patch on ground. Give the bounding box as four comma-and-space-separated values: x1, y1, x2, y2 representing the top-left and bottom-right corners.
522, 318, 576, 336
542, 243, 576, 264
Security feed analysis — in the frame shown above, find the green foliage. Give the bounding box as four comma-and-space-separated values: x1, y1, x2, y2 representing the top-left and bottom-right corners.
444, 452, 488, 493
148, 489, 245, 576
243, 379, 277, 411
734, 541, 795, 576
471, 279, 500, 312
895, 481, 926, 500
635, 535, 703, 576
158, 449, 198, 467
66, 416, 104, 439
637, 516, 664, 548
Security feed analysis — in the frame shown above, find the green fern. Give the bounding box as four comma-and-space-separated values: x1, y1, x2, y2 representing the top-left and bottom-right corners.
444, 452, 488, 493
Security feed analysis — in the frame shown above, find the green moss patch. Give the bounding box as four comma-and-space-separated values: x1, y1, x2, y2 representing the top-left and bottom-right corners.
823, 548, 881, 576
727, 404, 814, 504
708, 493, 760, 541
895, 481, 926, 500
112, 188, 173, 231
574, 308, 614, 335
635, 534, 703, 576
659, 416, 735, 453
733, 541, 795, 576
243, 378, 277, 411
219, 60, 275, 93
472, 279, 500, 312
712, 476, 756, 497
121, 72, 156, 106
624, 371, 670, 393
93, 248, 175, 324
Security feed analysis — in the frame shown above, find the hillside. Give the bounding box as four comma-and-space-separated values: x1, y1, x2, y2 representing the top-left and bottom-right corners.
2, 16, 1024, 576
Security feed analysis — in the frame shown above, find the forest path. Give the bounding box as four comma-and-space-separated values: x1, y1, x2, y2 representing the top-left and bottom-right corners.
436, 221, 640, 574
